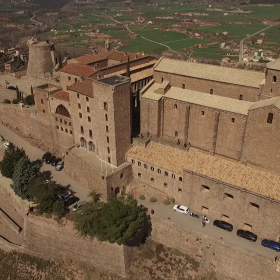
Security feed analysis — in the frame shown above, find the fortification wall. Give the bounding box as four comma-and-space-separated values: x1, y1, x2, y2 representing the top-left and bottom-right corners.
24, 215, 129, 277
150, 216, 280, 280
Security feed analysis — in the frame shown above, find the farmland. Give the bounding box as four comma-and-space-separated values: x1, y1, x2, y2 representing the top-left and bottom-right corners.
35, 0, 280, 60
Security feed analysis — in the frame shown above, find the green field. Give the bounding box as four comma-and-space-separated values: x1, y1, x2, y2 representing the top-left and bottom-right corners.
20, 19, 34, 25
114, 16, 135, 22
120, 37, 167, 54
165, 38, 211, 50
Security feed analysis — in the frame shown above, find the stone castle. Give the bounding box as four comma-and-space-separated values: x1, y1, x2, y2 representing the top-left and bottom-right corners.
25, 45, 280, 241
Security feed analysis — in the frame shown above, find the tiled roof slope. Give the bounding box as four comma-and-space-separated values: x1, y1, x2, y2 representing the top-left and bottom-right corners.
127, 141, 280, 201
60, 64, 95, 77
154, 57, 265, 88
266, 59, 280, 70
52, 91, 70, 102
68, 79, 93, 97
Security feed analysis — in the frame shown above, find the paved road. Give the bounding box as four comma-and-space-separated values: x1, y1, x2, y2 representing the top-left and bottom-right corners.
140, 200, 278, 261
0, 123, 278, 261
239, 25, 274, 62
0, 123, 90, 202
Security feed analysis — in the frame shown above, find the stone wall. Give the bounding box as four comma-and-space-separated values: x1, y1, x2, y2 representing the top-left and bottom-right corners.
150, 216, 280, 280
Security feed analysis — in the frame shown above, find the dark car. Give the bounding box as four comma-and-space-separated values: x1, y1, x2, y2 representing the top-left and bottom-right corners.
65, 196, 79, 208
52, 158, 62, 167
237, 230, 257, 242
50, 157, 59, 166
261, 239, 280, 252
58, 189, 73, 201
42, 152, 52, 162
7, 86, 16, 90
213, 220, 233, 232
46, 155, 56, 164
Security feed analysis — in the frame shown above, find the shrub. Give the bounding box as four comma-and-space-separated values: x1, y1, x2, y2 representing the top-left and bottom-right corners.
12, 99, 19, 104
170, 197, 175, 204
3, 99, 11, 104
139, 195, 145, 200
25, 95, 35, 105
150, 197, 157, 203
163, 199, 170, 205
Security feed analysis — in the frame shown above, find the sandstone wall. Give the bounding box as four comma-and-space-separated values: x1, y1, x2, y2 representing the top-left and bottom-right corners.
24, 215, 128, 277
151, 216, 280, 280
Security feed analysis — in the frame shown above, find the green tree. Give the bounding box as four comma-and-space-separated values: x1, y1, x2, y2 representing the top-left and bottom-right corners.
0, 143, 26, 178
25, 95, 35, 105
30, 177, 64, 215
3, 99, 11, 104
126, 57, 130, 78
74, 193, 145, 245
11, 156, 39, 200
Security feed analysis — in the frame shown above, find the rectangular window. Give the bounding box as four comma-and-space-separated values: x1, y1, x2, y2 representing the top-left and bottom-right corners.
79, 113, 82, 118
89, 130, 92, 138
41, 99, 44, 104
86, 97, 89, 102
78, 103, 81, 109
108, 157, 111, 164
80, 126, 84, 134
88, 116, 91, 122
68, 76, 71, 81
106, 125, 109, 132
107, 136, 109, 143
77, 93, 80, 98
87, 107, 90, 113
107, 147, 110, 154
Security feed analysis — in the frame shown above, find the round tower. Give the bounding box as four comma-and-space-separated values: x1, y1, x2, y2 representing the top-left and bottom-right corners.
26, 40, 57, 77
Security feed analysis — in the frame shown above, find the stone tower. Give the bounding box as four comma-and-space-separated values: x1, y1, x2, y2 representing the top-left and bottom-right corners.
105, 38, 111, 51
93, 75, 131, 167
27, 39, 57, 77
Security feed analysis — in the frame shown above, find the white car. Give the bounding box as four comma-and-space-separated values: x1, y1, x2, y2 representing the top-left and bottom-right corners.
173, 204, 190, 215
72, 201, 85, 212
3, 142, 10, 148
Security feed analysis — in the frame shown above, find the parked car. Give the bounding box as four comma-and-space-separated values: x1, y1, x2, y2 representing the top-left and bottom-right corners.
52, 158, 62, 167
58, 189, 73, 201
237, 230, 257, 242
3, 142, 10, 148
7, 86, 16, 90
50, 156, 57, 166
42, 152, 52, 162
72, 201, 85, 212
55, 160, 64, 171
261, 239, 280, 252
173, 204, 190, 215
213, 220, 233, 232
65, 196, 79, 208
46, 155, 56, 164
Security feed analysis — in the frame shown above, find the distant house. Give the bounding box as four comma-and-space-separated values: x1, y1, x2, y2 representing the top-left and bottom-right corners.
221, 57, 231, 65
256, 39, 263, 45
222, 31, 228, 36
254, 50, 264, 57
220, 42, 226, 49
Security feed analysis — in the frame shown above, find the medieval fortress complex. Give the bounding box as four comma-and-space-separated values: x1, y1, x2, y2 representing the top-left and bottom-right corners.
5, 40, 280, 244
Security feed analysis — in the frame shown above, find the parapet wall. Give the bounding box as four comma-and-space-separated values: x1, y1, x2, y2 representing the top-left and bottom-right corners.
150, 216, 280, 280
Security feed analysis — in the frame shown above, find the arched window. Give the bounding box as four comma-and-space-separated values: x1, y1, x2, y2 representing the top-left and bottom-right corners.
88, 141, 95, 152
104, 102, 108, 111
267, 113, 274, 124
80, 137, 87, 148
239, 95, 243, 100
174, 104, 177, 109
55, 105, 71, 118
273, 76, 277, 83
182, 84, 185, 89
210, 89, 213, 94
175, 131, 178, 137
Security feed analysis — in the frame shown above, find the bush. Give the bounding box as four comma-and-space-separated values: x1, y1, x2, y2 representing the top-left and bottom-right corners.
139, 195, 145, 200
150, 197, 157, 203
163, 199, 170, 205
3, 99, 11, 104
25, 95, 35, 105
170, 197, 175, 204
12, 99, 19, 104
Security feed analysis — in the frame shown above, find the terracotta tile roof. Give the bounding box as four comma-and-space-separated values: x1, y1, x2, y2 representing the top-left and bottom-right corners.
60, 64, 95, 77
266, 59, 280, 70
52, 91, 70, 102
75, 50, 115, 65
74, 50, 146, 65
154, 57, 265, 88
68, 79, 93, 97
126, 141, 280, 201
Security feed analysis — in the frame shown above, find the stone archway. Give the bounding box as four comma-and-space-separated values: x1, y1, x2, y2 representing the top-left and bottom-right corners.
55, 105, 71, 118
88, 141, 95, 152
115, 187, 120, 195
80, 137, 87, 148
